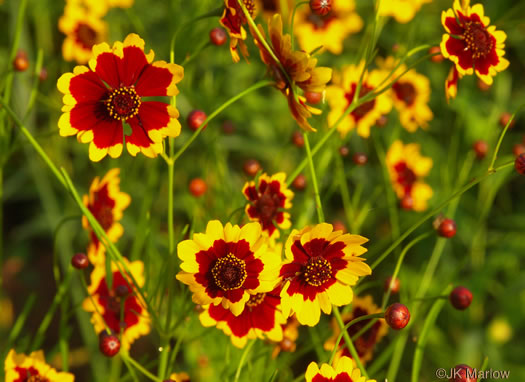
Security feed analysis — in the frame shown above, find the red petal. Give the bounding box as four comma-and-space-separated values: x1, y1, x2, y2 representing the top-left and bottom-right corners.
118, 45, 149, 87
225, 288, 244, 303
94, 52, 121, 88
136, 101, 172, 136
126, 116, 154, 149
91, 119, 124, 150
474, 41, 500, 75
444, 17, 463, 35
70, 102, 105, 131
243, 186, 258, 201
69, 71, 108, 103
135, 64, 175, 97
445, 37, 473, 70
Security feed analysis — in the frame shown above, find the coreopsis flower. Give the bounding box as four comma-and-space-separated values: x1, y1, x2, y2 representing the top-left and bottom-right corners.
280, 223, 371, 326
378, 0, 431, 23
386, 140, 433, 211
440, 0, 509, 86
305, 356, 377, 382
59, 3, 107, 64
294, 0, 363, 55
176, 221, 281, 316
327, 61, 392, 138
242, 172, 294, 239
220, 0, 256, 62
324, 295, 388, 364
82, 169, 130, 264
82, 259, 150, 349
253, 14, 332, 131
57, 33, 184, 161
378, 57, 433, 132
4, 349, 74, 382
199, 286, 286, 348
169, 372, 191, 382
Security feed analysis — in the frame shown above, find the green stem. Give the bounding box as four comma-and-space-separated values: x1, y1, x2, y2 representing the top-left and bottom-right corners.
5, 294, 36, 354
488, 105, 524, 171
179, 41, 211, 67
303, 132, 324, 223
332, 306, 368, 378
23, 49, 44, 121
122, 353, 163, 381
109, 355, 123, 382
234, 340, 256, 382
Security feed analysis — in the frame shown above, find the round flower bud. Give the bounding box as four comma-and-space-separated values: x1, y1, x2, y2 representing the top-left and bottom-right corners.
209, 27, 227, 46
291, 131, 305, 148
309, 0, 332, 16
115, 284, 130, 298
512, 143, 525, 157
449, 364, 477, 382
352, 152, 368, 166
515, 153, 525, 175
339, 146, 349, 157
99, 333, 120, 357
450, 286, 473, 310
187, 110, 207, 131
243, 159, 261, 177
499, 112, 515, 129
472, 140, 488, 159
384, 276, 400, 294
385, 303, 410, 330
71, 253, 89, 269
189, 178, 207, 197
304, 91, 322, 105
438, 218, 457, 238
429, 46, 444, 63
13, 50, 29, 72
292, 174, 307, 191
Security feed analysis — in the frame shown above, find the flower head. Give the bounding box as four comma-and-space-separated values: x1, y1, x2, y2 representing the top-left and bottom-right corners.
378, 57, 433, 132
4, 349, 74, 382
386, 140, 433, 211
176, 221, 281, 316
82, 169, 130, 264
253, 14, 332, 131
294, 0, 363, 55
59, 3, 107, 64
57, 33, 183, 161
243, 172, 294, 239
305, 356, 377, 382
279, 223, 371, 326
324, 295, 388, 364
199, 285, 286, 348
220, 0, 256, 62
327, 61, 392, 138
378, 0, 430, 23
440, 0, 509, 85
82, 259, 151, 349
169, 372, 191, 382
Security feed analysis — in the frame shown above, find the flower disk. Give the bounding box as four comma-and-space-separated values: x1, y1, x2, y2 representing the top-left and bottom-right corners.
440, 0, 509, 85
280, 223, 371, 326
176, 221, 281, 316
4, 350, 74, 382
82, 169, 131, 264
305, 356, 377, 382
57, 33, 184, 161
243, 172, 294, 239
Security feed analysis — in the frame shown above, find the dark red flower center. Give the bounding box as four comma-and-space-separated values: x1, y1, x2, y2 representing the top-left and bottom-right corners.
96, 205, 114, 231
464, 21, 493, 59
345, 84, 376, 122
106, 86, 141, 121
307, 12, 337, 30
261, 0, 277, 11
255, 191, 281, 221
14, 367, 49, 382
394, 161, 417, 194
212, 253, 247, 291
304, 256, 332, 286
75, 23, 98, 50
246, 292, 265, 307
344, 307, 381, 358
393, 81, 416, 106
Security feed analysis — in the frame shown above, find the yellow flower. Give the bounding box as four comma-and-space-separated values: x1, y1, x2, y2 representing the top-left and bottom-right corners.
68, 0, 135, 16
4, 350, 74, 382
279, 223, 371, 326
169, 372, 191, 382
82, 169, 131, 264
59, 3, 107, 64
378, 0, 431, 23
242, 172, 294, 239
378, 57, 433, 132
305, 356, 377, 382
253, 14, 332, 131
294, 0, 363, 55
82, 259, 151, 349
327, 61, 392, 138
386, 140, 433, 211
176, 221, 281, 316
324, 295, 388, 364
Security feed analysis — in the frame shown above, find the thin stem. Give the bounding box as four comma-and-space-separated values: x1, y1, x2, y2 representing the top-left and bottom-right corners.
234, 339, 256, 382
122, 353, 162, 382
303, 132, 324, 222
109, 356, 122, 382
488, 105, 524, 171
23, 49, 44, 121
332, 306, 368, 378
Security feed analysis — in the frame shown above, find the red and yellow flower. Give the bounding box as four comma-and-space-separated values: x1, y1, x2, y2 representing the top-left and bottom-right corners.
242, 172, 294, 239
169, 372, 191, 382
294, 0, 363, 55
220, 0, 256, 62
378, 0, 431, 23
305, 356, 376, 382
59, 3, 107, 64
57, 33, 184, 161
4, 349, 74, 382
440, 0, 509, 86
82, 169, 130, 264
279, 223, 371, 326
324, 295, 388, 365
82, 259, 150, 349
378, 57, 433, 132
176, 221, 281, 316
199, 285, 286, 348
253, 14, 332, 131
386, 140, 433, 211
327, 62, 392, 138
